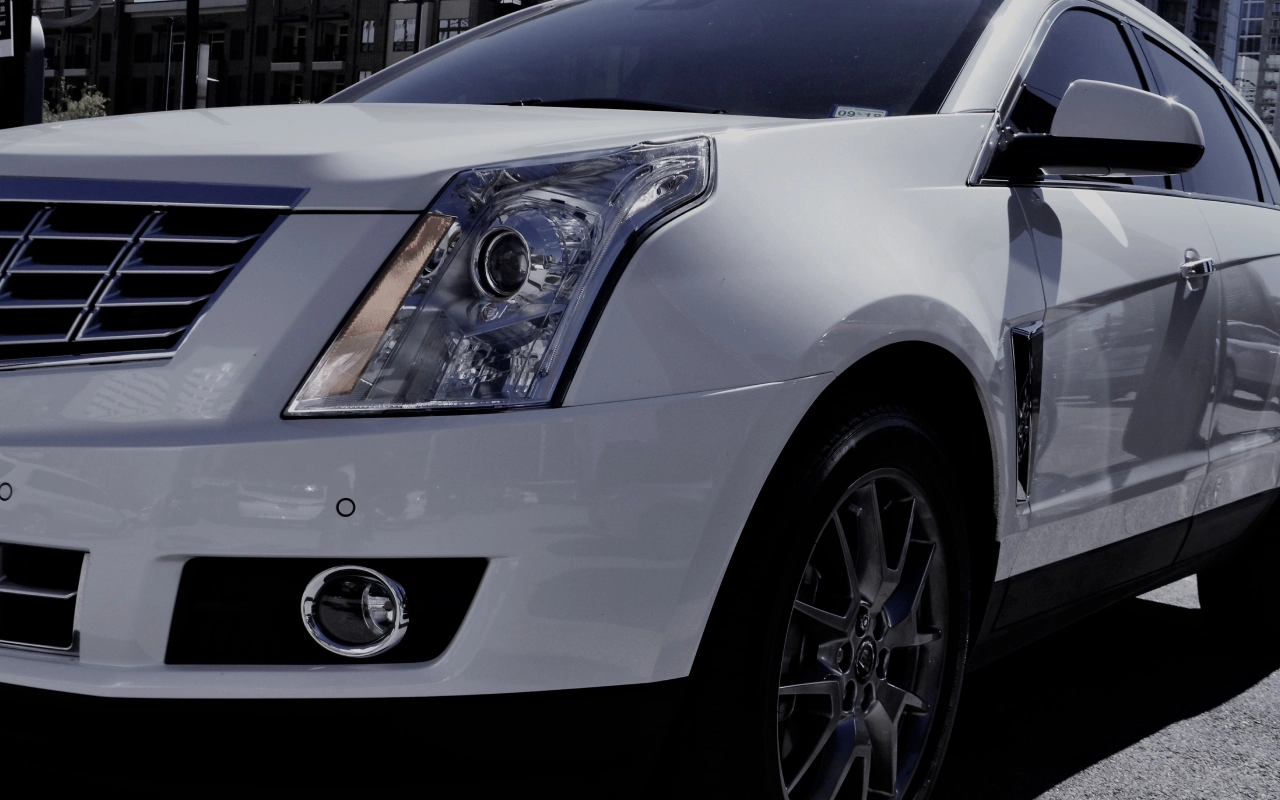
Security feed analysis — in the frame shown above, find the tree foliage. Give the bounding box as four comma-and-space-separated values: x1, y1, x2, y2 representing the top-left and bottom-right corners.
43, 80, 109, 123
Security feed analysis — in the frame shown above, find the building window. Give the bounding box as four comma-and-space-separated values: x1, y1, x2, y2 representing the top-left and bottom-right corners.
98, 76, 110, 98
438, 18, 469, 41
255, 25, 269, 58
393, 18, 417, 52
252, 72, 266, 104
210, 31, 226, 60
276, 23, 307, 61
361, 20, 376, 52
131, 77, 148, 111
99, 32, 111, 62
1242, 35, 1262, 54
134, 32, 153, 63
316, 21, 348, 61
226, 74, 242, 105
229, 29, 245, 60
1272, 18, 1280, 32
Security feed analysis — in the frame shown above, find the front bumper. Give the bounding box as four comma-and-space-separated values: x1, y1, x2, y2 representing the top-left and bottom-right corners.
0, 376, 825, 698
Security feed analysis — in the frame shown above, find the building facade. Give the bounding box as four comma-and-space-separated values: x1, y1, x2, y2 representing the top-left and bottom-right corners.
1231, 0, 1280, 130
36, 0, 527, 113
32, 0, 1280, 137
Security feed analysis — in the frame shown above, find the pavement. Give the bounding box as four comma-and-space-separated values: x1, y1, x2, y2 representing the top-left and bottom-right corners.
935, 576, 1280, 800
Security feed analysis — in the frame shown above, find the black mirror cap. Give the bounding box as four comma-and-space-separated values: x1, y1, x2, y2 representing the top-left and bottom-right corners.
987, 132, 1205, 181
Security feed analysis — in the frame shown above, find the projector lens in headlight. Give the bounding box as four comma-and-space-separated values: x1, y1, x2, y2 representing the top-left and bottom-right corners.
476, 227, 531, 299
301, 565, 408, 657
285, 136, 712, 416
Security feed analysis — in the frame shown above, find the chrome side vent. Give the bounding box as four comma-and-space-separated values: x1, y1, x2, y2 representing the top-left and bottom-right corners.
0, 543, 85, 653
0, 201, 280, 368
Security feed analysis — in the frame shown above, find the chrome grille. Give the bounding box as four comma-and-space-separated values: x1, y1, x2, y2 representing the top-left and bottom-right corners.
0, 202, 280, 368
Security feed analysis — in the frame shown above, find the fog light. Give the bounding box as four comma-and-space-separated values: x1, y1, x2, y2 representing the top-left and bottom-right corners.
301, 566, 408, 658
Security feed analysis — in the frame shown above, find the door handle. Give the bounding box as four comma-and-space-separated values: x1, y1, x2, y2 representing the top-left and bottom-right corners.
1181, 249, 1216, 289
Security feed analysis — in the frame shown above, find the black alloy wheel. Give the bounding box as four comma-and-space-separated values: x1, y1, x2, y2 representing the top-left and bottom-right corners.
681, 406, 970, 800
778, 471, 949, 799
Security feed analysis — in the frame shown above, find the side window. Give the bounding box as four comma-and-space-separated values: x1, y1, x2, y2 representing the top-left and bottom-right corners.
1011, 10, 1146, 134
1144, 39, 1261, 202
1237, 104, 1280, 203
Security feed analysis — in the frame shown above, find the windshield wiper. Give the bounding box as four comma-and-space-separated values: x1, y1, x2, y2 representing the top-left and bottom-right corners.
499, 97, 726, 114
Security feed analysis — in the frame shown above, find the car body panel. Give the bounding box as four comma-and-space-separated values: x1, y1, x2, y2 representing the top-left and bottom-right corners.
1197, 199, 1280, 512
0, 104, 791, 212
0, 376, 826, 697
1009, 188, 1220, 575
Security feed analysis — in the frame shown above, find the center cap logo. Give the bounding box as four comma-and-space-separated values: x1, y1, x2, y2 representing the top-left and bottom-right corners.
854, 641, 876, 681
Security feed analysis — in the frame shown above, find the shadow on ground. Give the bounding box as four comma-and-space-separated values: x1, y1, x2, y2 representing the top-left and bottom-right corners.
934, 596, 1280, 799
5, 594, 1276, 795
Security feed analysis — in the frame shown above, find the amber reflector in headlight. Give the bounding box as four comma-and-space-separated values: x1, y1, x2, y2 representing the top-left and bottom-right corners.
293, 214, 459, 403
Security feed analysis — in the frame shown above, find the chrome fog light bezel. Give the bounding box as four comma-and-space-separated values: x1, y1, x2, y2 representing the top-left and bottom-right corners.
301, 565, 409, 658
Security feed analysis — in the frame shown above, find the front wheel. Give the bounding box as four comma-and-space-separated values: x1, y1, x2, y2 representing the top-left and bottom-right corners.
684, 408, 971, 800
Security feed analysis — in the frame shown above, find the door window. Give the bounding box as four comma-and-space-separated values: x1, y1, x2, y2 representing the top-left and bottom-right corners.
1011, 10, 1146, 134
1144, 39, 1261, 202
1237, 104, 1280, 203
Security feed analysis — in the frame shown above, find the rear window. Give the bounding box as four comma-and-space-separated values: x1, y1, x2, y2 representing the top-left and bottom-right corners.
338, 0, 1003, 119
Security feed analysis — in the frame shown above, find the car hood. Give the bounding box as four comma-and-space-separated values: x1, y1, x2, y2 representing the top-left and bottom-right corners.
0, 103, 788, 211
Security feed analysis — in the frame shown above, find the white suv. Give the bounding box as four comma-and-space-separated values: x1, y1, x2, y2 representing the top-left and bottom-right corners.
0, 0, 1277, 797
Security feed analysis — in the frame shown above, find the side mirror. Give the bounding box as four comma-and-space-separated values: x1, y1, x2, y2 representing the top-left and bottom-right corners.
988, 79, 1205, 179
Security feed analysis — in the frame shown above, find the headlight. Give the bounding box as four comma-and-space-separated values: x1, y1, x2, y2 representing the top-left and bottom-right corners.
285, 137, 713, 416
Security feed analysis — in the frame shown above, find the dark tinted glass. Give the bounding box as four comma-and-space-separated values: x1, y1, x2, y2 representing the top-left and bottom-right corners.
340, 0, 1002, 119
1011, 10, 1145, 134
1238, 104, 1280, 203
1145, 39, 1260, 201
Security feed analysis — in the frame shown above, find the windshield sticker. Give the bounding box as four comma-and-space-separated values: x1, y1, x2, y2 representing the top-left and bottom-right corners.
830, 105, 888, 120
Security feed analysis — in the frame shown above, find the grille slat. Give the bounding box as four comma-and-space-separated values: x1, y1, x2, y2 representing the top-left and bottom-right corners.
0, 543, 85, 653
0, 200, 279, 368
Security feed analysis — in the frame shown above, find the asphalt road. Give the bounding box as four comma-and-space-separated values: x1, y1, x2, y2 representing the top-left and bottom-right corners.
935, 576, 1280, 800
5, 576, 1277, 795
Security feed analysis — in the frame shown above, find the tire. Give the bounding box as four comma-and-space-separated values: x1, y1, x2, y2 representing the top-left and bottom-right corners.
1198, 515, 1280, 655
681, 406, 971, 800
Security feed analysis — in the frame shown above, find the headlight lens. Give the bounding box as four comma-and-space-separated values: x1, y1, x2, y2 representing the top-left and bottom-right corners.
285, 136, 712, 416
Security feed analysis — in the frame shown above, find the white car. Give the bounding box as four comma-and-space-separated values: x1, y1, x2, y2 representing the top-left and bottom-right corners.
1, 0, 1278, 796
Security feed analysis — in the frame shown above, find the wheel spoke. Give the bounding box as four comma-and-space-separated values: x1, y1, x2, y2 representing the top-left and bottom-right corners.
802, 717, 872, 800
779, 679, 843, 698
863, 681, 928, 796
830, 510, 861, 603
852, 483, 893, 613
881, 623, 941, 651
883, 539, 935, 628
781, 680, 842, 794
794, 599, 853, 636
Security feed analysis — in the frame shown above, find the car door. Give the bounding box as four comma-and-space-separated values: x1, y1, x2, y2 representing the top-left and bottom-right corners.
995, 9, 1222, 621
1147, 37, 1280, 547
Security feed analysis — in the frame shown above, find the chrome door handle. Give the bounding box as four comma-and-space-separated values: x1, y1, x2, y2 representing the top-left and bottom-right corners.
1181, 249, 1216, 289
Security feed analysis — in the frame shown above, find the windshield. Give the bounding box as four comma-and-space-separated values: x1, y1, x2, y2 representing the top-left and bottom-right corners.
336, 0, 1004, 119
